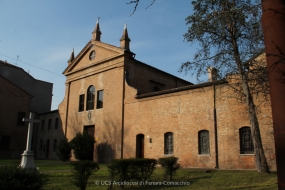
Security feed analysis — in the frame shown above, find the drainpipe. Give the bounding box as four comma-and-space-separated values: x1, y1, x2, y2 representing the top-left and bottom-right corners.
64, 82, 71, 137
121, 69, 126, 159
213, 84, 219, 169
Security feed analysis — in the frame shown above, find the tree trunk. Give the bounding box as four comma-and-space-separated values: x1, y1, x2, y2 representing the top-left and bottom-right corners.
242, 79, 269, 173
232, 36, 270, 173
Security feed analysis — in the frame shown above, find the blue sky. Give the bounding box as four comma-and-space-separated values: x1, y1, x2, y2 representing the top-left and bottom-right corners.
0, 0, 200, 110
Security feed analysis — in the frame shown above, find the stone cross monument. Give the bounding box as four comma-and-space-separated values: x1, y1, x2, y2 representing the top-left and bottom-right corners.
20, 112, 39, 169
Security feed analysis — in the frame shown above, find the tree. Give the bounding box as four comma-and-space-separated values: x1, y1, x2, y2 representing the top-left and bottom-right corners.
69, 132, 96, 161
158, 157, 181, 181
179, 0, 269, 173
56, 137, 71, 162
71, 161, 99, 190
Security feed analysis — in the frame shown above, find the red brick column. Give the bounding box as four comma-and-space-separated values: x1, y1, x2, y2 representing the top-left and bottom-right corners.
262, 0, 285, 189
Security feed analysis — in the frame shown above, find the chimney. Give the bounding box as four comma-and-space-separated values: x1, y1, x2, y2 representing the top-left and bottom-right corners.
207, 67, 218, 82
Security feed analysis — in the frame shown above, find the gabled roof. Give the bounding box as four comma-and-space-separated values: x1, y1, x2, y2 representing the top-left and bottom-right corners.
62, 40, 127, 75
130, 58, 193, 85
0, 75, 33, 98
0, 60, 53, 84
0, 60, 36, 80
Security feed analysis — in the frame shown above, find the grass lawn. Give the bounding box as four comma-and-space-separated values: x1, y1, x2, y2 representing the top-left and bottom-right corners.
0, 159, 277, 190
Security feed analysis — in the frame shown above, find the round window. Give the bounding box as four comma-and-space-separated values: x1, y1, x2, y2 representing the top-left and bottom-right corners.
89, 50, 96, 60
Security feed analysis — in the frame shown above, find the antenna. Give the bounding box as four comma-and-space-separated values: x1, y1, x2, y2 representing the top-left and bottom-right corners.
15, 55, 19, 65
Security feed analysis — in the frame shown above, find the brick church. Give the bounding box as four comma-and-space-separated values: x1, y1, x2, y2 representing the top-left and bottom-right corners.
58, 20, 276, 170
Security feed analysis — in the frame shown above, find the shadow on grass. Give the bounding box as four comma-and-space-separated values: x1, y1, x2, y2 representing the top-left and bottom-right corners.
226, 185, 277, 190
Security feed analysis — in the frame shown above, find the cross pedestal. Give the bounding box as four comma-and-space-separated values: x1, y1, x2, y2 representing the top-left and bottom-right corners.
20, 112, 39, 169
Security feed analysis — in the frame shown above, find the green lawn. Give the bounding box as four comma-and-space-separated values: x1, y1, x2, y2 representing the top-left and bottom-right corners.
0, 159, 277, 190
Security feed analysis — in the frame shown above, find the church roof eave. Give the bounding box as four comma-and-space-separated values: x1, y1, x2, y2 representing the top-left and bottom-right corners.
136, 80, 227, 99
130, 57, 193, 85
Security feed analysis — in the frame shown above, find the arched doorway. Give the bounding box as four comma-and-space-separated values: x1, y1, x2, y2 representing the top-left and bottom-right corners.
136, 134, 144, 158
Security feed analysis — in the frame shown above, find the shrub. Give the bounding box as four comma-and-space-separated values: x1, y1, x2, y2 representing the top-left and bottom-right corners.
0, 165, 48, 190
71, 161, 99, 190
56, 137, 71, 161
69, 132, 95, 161
158, 156, 181, 181
108, 158, 157, 189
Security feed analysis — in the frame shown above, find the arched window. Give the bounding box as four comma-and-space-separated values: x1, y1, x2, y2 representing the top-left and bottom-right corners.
48, 119, 51, 130
164, 132, 174, 155
39, 139, 43, 151
240, 127, 254, 154
55, 118, 59, 129
198, 130, 210, 154
152, 86, 160, 92
86, 86, 95, 110
41, 120, 45, 130
53, 139, 57, 152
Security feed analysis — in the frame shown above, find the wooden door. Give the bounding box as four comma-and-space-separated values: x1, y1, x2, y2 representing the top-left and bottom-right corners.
136, 134, 144, 158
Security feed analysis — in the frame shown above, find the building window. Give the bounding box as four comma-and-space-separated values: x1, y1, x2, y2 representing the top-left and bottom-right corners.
17, 112, 26, 125
53, 139, 57, 152
89, 50, 96, 60
79, 94, 85, 112
39, 139, 43, 151
55, 118, 59, 129
152, 86, 160, 92
48, 119, 51, 130
240, 127, 254, 154
198, 130, 210, 154
86, 86, 95, 110
41, 120, 45, 130
164, 132, 174, 155
1, 136, 10, 150
96, 90, 103, 109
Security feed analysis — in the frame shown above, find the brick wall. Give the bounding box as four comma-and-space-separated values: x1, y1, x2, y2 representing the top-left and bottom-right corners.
0, 76, 31, 158
58, 33, 275, 170
59, 42, 126, 162
0, 61, 53, 114
123, 80, 276, 170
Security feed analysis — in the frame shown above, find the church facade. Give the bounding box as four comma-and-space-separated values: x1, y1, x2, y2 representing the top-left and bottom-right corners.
59, 21, 275, 170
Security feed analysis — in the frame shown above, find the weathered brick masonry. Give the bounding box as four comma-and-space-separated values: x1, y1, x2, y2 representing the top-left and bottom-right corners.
0, 76, 31, 158
59, 21, 275, 170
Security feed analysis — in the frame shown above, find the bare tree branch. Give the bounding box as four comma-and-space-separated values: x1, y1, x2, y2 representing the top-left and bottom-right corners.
126, 0, 156, 16
146, 0, 156, 9
126, 0, 140, 16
